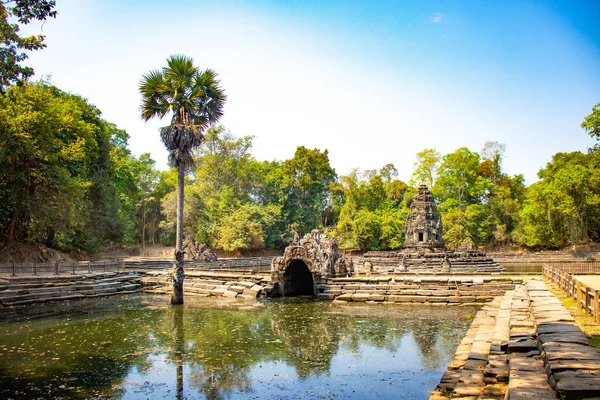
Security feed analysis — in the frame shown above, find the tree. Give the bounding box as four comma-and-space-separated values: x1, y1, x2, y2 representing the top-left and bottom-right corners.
517, 151, 600, 247
0, 0, 57, 91
434, 147, 487, 209
0, 82, 142, 251
411, 148, 441, 188
264, 147, 336, 241
139, 55, 226, 305
581, 102, 600, 141
334, 165, 409, 251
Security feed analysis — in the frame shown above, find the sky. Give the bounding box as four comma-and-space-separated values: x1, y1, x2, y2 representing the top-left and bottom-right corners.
22, 0, 600, 185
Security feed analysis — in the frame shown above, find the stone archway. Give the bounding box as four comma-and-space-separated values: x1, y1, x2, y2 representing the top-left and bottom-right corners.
270, 230, 354, 297
283, 259, 314, 296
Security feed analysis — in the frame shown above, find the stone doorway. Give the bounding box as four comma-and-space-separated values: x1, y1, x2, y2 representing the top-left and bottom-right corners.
283, 260, 314, 296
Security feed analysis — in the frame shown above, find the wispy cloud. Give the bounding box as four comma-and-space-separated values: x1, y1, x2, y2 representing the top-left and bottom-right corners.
430, 12, 444, 24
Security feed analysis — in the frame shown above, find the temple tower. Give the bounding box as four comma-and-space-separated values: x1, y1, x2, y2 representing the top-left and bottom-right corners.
403, 185, 444, 252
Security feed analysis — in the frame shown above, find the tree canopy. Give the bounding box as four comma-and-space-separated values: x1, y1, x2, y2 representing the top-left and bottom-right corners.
0, 0, 57, 91
2, 82, 599, 254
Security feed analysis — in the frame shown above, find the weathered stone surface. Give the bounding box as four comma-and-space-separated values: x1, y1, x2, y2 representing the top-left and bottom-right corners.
536, 323, 582, 335
537, 333, 589, 346
229, 285, 245, 294
336, 293, 354, 301
317, 292, 335, 300
482, 382, 507, 397
555, 377, 600, 400
508, 338, 537, 354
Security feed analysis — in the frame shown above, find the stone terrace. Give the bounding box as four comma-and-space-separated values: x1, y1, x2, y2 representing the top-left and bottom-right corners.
0, 272, 142, 307
430, 278, 600, 400
318, 276, 519, 305
141, 270, 269, 299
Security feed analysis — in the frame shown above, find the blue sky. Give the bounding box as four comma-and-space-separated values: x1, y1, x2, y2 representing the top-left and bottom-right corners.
24, 0, 600, 184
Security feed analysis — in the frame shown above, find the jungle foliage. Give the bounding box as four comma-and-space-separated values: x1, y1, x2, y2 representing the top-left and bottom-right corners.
1, 81, 598, 253
0, 82, 157, 251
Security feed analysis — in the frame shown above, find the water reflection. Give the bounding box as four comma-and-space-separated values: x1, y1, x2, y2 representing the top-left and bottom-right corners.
0, 295, 476, 399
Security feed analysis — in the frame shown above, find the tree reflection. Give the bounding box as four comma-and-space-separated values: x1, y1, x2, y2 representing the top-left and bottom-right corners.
269, 302, 342, 377
411, 318, 442, 369
0, 298, 476, 399
173, 305, 184, 400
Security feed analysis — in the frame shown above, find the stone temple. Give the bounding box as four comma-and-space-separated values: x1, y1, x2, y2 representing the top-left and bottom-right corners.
403, 185, 445, 252
363, 185, 503, 273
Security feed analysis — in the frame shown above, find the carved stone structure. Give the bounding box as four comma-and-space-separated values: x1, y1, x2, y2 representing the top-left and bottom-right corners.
361, 185, 504, 274
186, 242, 217, 261
270, 230, 353, 296
403, 185, 444, 252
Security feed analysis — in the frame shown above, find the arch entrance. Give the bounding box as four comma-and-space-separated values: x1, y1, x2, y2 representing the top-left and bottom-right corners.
270, 230, 354, 297
283, 260, 314, 296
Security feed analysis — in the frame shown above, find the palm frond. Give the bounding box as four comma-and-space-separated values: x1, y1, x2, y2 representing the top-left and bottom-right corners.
139, 54, 227, 165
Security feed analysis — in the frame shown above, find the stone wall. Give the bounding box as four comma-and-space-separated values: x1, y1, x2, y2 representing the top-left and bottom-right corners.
356, 252, 503, 274
140, 270, 270, 299
315, 276, 519, 305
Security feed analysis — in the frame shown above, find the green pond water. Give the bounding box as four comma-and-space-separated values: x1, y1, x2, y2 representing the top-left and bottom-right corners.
0, 295, 477, 399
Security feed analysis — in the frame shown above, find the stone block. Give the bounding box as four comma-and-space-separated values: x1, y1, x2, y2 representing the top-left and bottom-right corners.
556, 377, 600, 400
351, 293, 371, 302
229, 285, 245, 294
317, 293, 336, 300
336, 293, 354, 301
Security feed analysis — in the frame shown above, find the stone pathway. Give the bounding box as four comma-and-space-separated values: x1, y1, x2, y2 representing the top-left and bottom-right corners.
528, 279, 600, 399
430, 278, 600, 400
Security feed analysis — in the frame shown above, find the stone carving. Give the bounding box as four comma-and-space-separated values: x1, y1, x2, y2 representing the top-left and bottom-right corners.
364, 260, 373, 275
335, 256, 354, 277
187, 242, 217, 261
440, 254, 451, 273
403, 185, 444, 252
270, 230, 353, 296
398, 255, 409, 272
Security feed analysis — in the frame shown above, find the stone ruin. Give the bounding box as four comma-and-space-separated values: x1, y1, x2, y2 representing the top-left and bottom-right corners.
269, 230, 354, 296
363, 185, 503, 274
186, 242, 217, 262
403, 185, 444, 252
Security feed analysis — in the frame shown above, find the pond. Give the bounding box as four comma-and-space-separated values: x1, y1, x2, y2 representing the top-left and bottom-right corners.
0, 295, 477, 399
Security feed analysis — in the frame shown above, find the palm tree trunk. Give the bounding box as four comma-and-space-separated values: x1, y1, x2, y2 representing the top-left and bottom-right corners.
171, 165, 185, 305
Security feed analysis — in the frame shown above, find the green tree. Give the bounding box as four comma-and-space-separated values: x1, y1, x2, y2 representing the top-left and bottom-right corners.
0, 0, 57, 91
411, 148, 441, 188
0, 82, 140, 251
581, 102, 600, 140
334, 166, 409, 251
264, 147, 336, 241
434, 147, 487, 209
139, 54, 226, 305
517, 151, 600, 247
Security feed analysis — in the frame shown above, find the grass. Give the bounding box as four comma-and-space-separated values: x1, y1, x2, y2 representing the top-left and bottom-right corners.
544, 279, 600, 350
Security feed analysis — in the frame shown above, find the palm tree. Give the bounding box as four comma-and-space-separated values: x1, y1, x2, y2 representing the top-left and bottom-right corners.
139, 55, 226, 304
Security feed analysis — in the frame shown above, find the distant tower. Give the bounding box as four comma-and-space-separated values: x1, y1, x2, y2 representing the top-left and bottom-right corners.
403, 185, 444, 252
